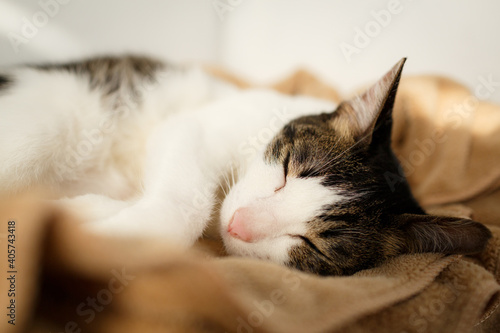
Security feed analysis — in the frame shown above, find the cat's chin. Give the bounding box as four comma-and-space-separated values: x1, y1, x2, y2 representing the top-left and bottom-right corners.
221, 231, 301, 265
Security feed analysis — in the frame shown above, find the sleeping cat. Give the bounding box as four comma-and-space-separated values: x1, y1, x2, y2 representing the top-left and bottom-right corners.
0, 56, 491, 275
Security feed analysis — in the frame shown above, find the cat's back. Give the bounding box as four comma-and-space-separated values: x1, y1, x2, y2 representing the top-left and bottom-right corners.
0, 56, 166, 138
0, 55, 232, 196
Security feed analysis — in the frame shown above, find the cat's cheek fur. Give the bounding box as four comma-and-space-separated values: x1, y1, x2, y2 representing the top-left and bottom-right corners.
222, 235, 302, 264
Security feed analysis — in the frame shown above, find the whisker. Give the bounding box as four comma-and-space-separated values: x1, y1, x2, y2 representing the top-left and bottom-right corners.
307, 143, 339, 175
311, 135, 369, 175
230, 163, 236, 187
320, 135, 369, 170
221, 171, 231, 191
218, 180, 228, 196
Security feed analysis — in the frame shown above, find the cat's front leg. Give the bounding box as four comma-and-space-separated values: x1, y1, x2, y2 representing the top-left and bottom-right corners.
85, 196, 213, 246
85, 118, 218, 247
56, 194, 132, 223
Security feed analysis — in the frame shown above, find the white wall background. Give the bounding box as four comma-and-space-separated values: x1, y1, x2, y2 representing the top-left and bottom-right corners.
1, 0, 500, 102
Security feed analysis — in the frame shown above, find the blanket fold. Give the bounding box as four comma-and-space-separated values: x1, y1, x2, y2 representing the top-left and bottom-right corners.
1, 69, 500, 333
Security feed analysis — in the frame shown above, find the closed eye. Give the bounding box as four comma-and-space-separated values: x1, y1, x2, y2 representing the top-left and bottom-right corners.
275, 152, 291, 192
289, 234, 331, 260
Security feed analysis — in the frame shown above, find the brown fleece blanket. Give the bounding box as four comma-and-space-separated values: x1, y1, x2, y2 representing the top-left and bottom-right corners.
2, 70, 500, 333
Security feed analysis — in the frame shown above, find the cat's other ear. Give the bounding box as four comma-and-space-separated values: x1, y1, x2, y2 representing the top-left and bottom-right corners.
394, 214, 492, 255
331, 58, 406, 146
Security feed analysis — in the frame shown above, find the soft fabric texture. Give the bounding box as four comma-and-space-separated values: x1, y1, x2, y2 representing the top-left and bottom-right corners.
2, 69, 500, 333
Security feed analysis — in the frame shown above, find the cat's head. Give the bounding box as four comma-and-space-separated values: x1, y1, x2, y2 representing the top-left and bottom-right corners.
220, 59, 492, 275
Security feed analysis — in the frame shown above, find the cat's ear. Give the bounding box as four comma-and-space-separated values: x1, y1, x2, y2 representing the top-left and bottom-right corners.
394, 214, 492, 255
331, 58, 406, 146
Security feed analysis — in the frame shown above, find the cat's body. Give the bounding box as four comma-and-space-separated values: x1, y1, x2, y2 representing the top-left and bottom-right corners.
0, 55, 491, 275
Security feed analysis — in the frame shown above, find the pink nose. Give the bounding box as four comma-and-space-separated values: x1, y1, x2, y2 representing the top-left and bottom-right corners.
227, 208, 254, 242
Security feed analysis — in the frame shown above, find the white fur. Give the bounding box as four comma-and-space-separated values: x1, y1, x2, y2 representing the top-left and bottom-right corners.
220, 158, 345, 263
0, 63, 338, 262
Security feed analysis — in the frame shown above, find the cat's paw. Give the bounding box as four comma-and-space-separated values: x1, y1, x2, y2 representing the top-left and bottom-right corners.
56, 194, 131, 222
83, 200, 205, 247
